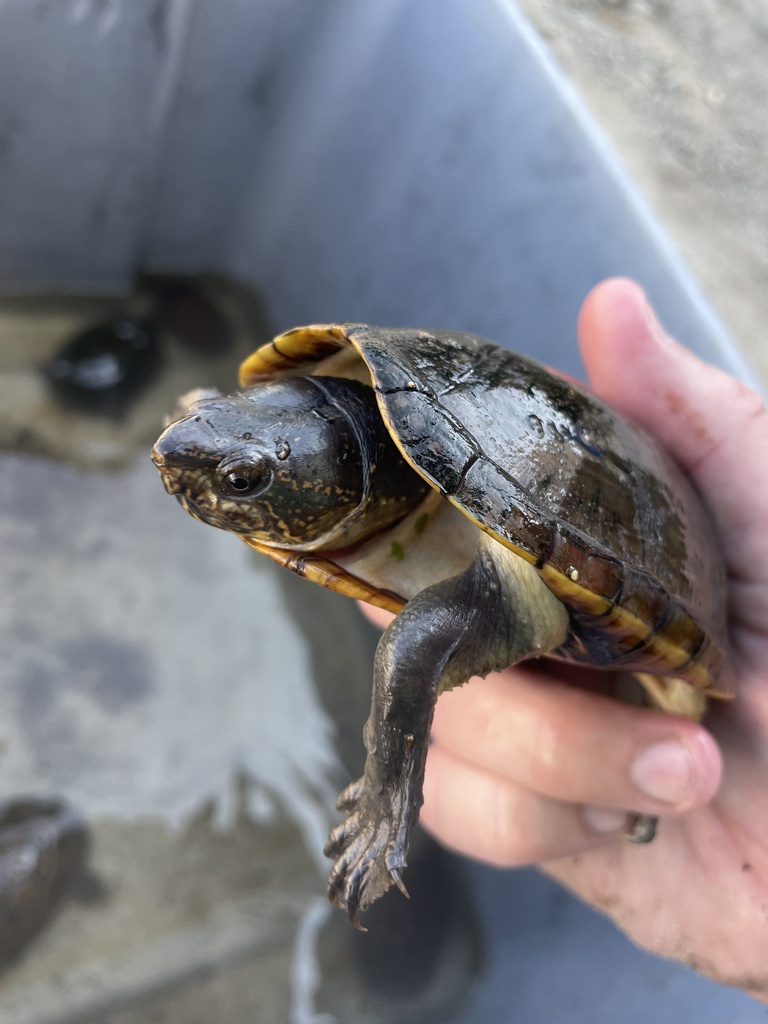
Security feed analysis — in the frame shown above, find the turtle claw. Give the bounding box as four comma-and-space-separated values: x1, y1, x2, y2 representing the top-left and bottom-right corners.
325, 775, 410, 926
323, 816, 354, 860
390, 867, 410, 900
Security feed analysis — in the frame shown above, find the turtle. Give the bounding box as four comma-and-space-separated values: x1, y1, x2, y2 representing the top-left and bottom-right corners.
152, 323, 729, 928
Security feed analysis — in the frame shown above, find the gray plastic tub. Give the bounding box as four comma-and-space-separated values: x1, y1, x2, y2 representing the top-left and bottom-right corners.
0, 1, 759, 1022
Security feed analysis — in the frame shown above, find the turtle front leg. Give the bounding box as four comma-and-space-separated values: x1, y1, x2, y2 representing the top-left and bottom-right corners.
324, 540, 569, 927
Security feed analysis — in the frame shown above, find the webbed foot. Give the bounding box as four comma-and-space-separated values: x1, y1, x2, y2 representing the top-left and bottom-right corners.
324, 776, 411, 930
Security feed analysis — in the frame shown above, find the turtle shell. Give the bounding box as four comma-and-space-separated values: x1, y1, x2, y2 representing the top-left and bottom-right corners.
240, 324, 728, 694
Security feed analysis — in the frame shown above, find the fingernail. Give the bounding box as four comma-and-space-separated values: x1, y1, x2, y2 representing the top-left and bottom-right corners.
631, 741, 694, 806
583, 805, 628, 834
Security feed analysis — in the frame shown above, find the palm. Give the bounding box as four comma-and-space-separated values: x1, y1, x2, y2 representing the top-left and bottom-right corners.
546, 641, 768, 993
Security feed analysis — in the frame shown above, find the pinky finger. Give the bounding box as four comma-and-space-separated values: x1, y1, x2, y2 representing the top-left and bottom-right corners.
420, 742, 631, 867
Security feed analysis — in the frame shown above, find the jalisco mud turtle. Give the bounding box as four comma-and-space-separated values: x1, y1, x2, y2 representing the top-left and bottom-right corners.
152, 324, 728, 927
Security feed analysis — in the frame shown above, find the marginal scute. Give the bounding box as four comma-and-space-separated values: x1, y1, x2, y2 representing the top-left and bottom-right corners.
238, 324, 351, 385
549, 529, 623, 604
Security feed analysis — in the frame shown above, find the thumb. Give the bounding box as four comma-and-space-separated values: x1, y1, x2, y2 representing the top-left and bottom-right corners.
577, 278, 768, 591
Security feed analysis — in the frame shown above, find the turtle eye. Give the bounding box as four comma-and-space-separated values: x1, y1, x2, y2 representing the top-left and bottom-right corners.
218, 455, 273, 497
224, 472, 261, 494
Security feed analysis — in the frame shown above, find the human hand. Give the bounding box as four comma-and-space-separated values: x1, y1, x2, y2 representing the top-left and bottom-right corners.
362, 278, 768, 998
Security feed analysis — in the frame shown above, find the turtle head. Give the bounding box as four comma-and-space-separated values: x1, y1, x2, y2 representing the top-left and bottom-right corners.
152, 377, 429, 550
